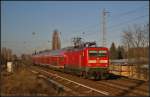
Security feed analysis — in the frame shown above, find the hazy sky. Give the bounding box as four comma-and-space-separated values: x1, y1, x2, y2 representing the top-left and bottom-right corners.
1, 1, 149, 56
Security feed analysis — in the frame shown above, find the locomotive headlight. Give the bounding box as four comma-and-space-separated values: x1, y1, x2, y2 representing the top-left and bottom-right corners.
88, 60, 96, 63
99, 60, 108, 63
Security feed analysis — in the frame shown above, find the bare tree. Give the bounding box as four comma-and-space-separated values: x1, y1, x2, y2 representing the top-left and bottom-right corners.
122, 24, 149, 60
1, 47, 7, 61
123, 25, 143, 47
7, 48, 12, 61
1, 47, 13, 62
12, 54, 18, 61
1, 47, 6, 65
122, 23, 149, 79
1, 47, 13, 70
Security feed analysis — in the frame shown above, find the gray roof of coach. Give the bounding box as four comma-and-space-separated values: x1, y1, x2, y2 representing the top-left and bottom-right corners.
50, 49, 66, 56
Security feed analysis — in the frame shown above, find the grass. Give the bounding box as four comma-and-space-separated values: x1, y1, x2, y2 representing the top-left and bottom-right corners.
0, 64, 58, 96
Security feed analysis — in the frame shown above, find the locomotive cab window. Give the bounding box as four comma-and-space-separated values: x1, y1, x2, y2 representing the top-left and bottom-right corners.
88, 50, 97, 57
98, 50, 107, 57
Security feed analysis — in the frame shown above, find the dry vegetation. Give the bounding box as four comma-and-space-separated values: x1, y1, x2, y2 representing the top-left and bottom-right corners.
0, 65, 59, 96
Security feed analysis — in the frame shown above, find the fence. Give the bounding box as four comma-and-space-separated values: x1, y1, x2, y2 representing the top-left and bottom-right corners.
109, 64, 149, 81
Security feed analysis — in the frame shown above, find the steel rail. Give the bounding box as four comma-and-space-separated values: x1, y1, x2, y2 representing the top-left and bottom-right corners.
36, 69, 109, 95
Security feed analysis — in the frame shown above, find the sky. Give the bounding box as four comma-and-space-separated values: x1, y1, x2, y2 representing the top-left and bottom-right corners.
1, 1, 149, 56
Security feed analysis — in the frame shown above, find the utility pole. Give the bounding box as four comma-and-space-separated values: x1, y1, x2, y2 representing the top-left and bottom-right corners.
101, 8, 109, 47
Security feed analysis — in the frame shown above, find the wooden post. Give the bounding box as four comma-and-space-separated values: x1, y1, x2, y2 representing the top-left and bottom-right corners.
128, 65, 130, 77
131, 64, 133, 78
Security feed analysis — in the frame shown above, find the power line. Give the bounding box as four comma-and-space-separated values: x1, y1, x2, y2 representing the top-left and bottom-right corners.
84, 14, 148, 38
108, 20, 148, 34
58, 6, 148, 47
84, 14, 148, 37
63, 5, 148, 44
109, 5, 148, 20
78, 15, 149, 39
71, 5, 147, 35
108, 14, 148, 31
108, 6, 147, 26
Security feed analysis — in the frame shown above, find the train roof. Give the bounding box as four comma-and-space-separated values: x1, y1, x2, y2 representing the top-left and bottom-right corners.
50, 49, 66, 56
32, 46, 108, 56
32, 50, 51, 56
33, 49, 66, 56
62, 46, 108, 51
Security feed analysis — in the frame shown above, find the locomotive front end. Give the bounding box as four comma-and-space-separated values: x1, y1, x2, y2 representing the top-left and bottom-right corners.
85, 47, 109, 80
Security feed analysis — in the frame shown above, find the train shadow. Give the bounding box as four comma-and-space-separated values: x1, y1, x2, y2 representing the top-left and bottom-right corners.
107, 73, 123, 80
93, 73, 123, 81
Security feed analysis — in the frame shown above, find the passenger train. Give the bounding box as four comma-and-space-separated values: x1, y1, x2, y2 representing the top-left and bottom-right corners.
32, 43, 109, 80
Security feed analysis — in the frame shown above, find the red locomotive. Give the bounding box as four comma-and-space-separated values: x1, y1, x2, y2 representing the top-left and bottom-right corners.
32, 42, 109, 80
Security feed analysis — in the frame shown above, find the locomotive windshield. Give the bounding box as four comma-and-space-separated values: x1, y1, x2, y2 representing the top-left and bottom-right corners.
88, 50, 97, 57
88, 50, 107, 57
97, 50, 107, 57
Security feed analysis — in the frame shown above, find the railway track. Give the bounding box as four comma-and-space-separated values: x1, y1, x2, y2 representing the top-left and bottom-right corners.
30, 65, 149, 96
97, 80, 149, 96
31, 69, 109, 96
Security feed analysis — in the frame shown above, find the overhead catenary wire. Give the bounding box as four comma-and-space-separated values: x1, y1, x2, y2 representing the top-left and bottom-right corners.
108, 14, 149, 31
109, 5, 148, 20
30, 6, 149, 48
60, 5, 148, 46
3, 16, 148, 52
84, 14, 148, 37
68, 5, 148, 36
3, 6, 148, 51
